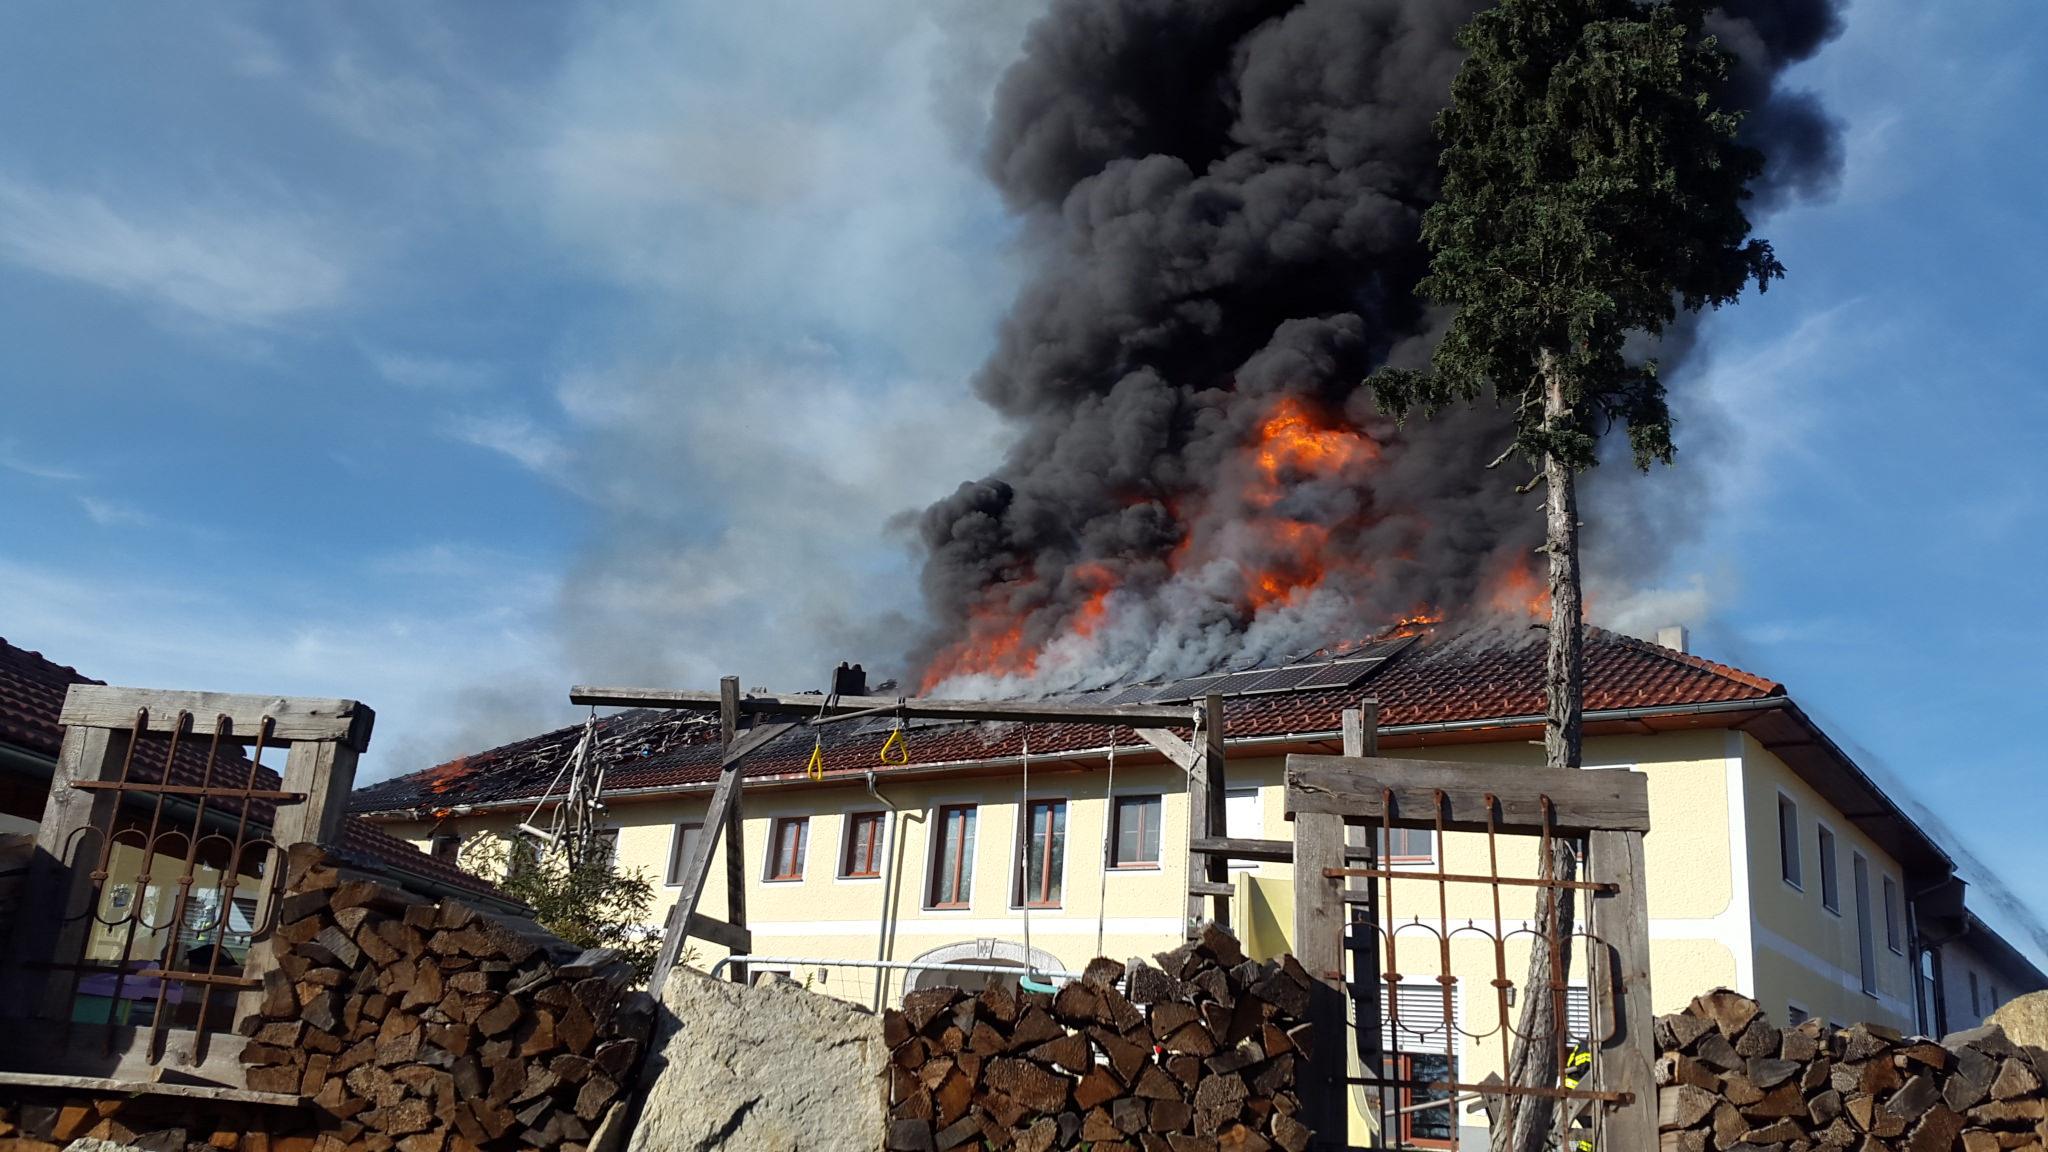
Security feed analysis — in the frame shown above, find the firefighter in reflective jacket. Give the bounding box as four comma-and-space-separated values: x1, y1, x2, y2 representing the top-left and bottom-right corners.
1560, 1044, 1595, 1151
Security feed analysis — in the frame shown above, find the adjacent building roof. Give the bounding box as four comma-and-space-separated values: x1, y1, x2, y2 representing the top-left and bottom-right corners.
0, 635, 506, 905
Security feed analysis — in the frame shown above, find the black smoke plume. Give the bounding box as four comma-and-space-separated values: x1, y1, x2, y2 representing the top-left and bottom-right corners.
913, 0, 1843, 692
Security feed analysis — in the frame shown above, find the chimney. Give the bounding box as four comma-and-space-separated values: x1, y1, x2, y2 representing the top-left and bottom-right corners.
1656, 626, 1690, 654
831, 662, 868, 697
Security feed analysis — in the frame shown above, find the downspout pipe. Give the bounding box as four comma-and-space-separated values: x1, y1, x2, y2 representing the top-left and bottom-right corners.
867, 769, 923, 1011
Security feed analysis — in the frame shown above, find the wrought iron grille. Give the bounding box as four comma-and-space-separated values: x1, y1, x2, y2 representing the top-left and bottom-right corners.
43, 709, 294, 1068
1338, 791, 1631, 1150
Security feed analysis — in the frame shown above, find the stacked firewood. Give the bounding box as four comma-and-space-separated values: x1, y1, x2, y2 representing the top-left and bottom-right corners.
882, 924, 1315, 1152
1658, 988, 2048, 1150
238, 846, 654, 1152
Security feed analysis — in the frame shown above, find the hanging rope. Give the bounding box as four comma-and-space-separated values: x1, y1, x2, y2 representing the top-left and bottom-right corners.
1096, 732, 1117, 959
1019, 724, 1033, 981
1182, 705, 1204, 933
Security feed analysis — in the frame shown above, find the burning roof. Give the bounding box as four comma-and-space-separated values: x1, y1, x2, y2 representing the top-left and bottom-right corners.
349, 626, 1781, 815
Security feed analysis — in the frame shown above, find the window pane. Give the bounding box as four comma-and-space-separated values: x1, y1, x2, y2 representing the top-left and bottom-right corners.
769, 818, 808, 880
1404, 1054, 1455, 1142
1853, 854, 1875, 994
1780, 797, 1801, 886
669, 823, 703, 885
1113, 796, 1162, 867
1883, 876, 1902, 952
1818, 827, 1839, 910
844, 812, 884, 877
1023, 800, 1066, 905
934, 806, 975, 905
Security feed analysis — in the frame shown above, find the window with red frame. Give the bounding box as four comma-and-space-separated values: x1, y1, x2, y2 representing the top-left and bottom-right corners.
1014, 799, 1066, 908
929, 805, 976, 907
766, 817, 808, 881
842, 811, 886, 878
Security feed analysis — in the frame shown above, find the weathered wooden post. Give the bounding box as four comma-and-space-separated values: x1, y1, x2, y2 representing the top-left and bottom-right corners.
1291, 749, 1349, 1149
1587, 827, 1655, 1150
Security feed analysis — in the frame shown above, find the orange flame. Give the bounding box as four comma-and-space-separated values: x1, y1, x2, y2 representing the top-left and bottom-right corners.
1384, 606, 1447, 638
1248, 397, 1376, 507
1487, 555, 1551, 620
1221, 396, 1378, 607
922, 605, 1041, 690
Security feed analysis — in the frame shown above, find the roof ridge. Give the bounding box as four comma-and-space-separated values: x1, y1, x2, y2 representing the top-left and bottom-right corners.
1592, 626, 1782, 696
0, 635, 105, 686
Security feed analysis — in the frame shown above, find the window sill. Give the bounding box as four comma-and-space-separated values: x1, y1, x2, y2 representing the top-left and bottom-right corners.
762, 876, 805, 885
836, 873, 883, 883
1108, 863, 1163, 872
1783, 879, 1804, 893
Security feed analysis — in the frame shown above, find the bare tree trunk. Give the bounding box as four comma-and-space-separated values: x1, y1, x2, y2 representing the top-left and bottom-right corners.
1491, 356, 1586, 1152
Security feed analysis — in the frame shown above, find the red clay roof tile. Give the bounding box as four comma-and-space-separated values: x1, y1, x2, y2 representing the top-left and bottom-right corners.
351, 627, 1782, 812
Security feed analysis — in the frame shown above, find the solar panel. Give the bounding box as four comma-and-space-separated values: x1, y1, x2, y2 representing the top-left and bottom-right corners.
1234, 664, 1326, 695
1101, 683, 1167, 706
1150, 673, 1231, 702
1295, 658, 1383, 690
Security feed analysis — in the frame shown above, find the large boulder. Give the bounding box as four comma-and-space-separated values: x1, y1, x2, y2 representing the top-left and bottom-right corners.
1987, 990, 2048, 1048
630, 967, 887, 1152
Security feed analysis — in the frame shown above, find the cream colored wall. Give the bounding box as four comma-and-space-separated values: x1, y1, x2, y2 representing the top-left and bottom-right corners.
379, 726, 1888, 1041
389, 761, 1202, 1008
1736, 731, 1915, 1032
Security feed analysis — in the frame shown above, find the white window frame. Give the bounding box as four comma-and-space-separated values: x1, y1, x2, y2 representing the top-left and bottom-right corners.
1380, 825, 1438, 869
1778, 793, 1803, 891
1224, 787, 1261, 871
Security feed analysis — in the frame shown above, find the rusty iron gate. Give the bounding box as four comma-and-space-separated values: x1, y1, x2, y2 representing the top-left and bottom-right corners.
1287, 744, 1655, 1151
1, 686, 369, 1086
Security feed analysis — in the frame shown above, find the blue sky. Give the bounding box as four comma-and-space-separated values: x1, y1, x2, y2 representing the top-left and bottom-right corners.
1, 3, 2042, 958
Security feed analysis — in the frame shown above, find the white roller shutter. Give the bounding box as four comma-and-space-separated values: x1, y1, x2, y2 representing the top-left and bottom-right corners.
1376, 982, 1461, 1055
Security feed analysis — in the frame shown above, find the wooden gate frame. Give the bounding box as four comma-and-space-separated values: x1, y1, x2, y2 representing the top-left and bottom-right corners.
1287, 751, 1654, 1150
3, 685, 371, 1083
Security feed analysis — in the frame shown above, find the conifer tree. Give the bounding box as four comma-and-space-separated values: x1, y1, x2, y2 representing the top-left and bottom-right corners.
1367, 1, 1781, 1146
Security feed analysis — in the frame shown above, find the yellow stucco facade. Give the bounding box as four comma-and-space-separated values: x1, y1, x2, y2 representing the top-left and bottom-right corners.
374, 722, 1923, 1081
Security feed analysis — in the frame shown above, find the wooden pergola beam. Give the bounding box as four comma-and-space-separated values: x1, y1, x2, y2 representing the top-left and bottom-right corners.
569, 685, 1200, 729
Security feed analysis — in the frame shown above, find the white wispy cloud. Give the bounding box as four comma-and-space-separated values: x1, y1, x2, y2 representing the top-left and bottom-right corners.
0, 441, 86, 482
0, 172, 357, 327
364, 346, 495, 391
77, 496, 152, 528
448, 412, 571, 478
0, 551, 570, 782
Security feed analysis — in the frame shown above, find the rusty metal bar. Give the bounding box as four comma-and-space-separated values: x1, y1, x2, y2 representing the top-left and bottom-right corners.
134, 969, 260, 989
66, 781, 303, 801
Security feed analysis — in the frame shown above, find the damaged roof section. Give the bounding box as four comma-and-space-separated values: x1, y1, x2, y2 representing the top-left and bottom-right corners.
350, 626, 1784, 815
